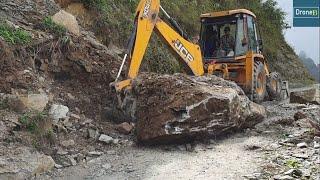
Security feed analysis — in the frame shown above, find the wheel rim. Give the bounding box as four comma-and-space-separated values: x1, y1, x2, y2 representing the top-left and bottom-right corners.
271, 79, 277, 91
256, 72, 265, 95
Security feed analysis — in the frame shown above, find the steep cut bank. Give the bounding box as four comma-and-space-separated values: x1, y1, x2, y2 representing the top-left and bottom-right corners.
57, 0, 314, 85
0, 0, 123, 120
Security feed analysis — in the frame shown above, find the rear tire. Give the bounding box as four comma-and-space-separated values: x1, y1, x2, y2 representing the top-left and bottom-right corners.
253, 61, 267, 103
267, 72, 282, 101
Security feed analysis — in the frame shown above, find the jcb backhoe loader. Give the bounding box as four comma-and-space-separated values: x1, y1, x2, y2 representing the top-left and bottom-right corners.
112, 0, 287, 103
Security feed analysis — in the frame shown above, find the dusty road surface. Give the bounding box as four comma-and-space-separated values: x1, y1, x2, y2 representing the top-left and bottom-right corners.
40, 101, 320, 180
47, 135, 269, 180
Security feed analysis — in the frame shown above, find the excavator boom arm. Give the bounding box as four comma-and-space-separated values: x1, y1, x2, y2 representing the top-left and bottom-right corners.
114, 0, 204, 91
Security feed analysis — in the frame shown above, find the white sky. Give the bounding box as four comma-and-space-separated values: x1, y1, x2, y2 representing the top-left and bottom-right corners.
276, 0, 320, 64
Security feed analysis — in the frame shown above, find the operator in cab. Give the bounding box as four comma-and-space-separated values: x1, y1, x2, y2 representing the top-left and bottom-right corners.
219, 26, 235, 57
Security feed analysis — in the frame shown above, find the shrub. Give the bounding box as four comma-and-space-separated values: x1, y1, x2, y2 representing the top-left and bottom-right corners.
19, 111, 48, 134
0, 23, 31, 44
41, 17, 67, 37
0, 99, 8, 110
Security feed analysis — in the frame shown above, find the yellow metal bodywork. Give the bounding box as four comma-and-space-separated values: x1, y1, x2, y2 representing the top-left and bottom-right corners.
207, 51, 268, 94
115, 0, 204, 91
155, 19, 204, 76
114, 0, 270, 96
201, 9, 256, 18
127, 0, 160, 79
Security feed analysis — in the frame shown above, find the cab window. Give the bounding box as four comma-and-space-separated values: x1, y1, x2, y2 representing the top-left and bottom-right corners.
247, 16, 258, 53
235, 16, 248, 56
201, 18, 237, 59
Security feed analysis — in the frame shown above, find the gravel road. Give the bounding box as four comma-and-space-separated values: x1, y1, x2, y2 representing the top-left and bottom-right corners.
47, 135, 269, 180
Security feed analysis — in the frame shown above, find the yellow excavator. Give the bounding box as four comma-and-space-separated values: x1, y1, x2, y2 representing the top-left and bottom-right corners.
112, 0, 287, 103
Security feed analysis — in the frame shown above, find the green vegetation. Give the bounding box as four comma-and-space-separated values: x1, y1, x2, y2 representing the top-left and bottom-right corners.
0, 23, 31, 44
81, 0, 313, 82
286, 159, 301, 169
19, 111, 47, 133
0, 99, 8, 110
19, 111, 55, 149
41, 17, 67, 37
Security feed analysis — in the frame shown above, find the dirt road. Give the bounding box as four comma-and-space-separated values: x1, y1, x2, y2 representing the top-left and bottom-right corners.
48, 135, 269, 180
43, 101, 320, 180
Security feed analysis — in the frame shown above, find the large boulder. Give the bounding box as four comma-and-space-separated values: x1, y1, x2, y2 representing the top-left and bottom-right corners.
52, 10, 80, 35
49, 104, 69, 122
6, 93, 49, 113
290, 88, 320, 105
129, 73, 266, 144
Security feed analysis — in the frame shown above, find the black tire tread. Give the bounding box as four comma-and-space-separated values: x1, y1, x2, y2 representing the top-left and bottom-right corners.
252, 61, 266, 103
267, 72, 282, 100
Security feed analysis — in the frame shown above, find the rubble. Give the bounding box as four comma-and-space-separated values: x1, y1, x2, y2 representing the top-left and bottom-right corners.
54, 164, 63, 169
87, 128, 99, 139
0, 146, 55, 179
116, 122, 134, 135
131, 73, 266, 144
293, 111, 307, 120
60, 139, 75, 148
102, 163, 112, 170
52, 10, 80, 35
290, 88, 320, 105
99, 134, 114, 144
6, 93, 49, 113
49, 104, 69, 122
274, 175, 294, 180
297, 142, 308, 148
284, 169, 302, 177
88, 151, 104, 156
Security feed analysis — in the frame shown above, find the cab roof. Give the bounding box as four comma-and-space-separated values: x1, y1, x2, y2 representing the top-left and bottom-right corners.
200, 9, 256, 19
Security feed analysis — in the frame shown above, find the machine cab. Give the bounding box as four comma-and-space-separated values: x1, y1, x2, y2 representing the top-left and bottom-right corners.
200, 9, 263, 62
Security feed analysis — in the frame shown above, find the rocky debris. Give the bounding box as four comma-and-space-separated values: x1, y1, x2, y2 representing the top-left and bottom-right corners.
296, 142, 307, 148
274, 175, 294, 180
52, 10, 80, 35
68, 156, 77, 166
290, 88, 320, 105
87, 128, 99, 139
49, 104, 69, 122
255, 102, 320, 179
88, 151, 104, 156
0, 146, 55, 179
5, 93, 48, 113
99, 134, 113, 144
102, 163, 112, 170
54, 153, 86, 167
293, 111, 307, 120
1, 0, 122, 120
284, 169, 302, 177
130, 73, 266, 144
60, 139, 75, 148
116, 122, 134, 135
292, 153, 309, 159
70, 113, 80, 120
54, 164, 63, 169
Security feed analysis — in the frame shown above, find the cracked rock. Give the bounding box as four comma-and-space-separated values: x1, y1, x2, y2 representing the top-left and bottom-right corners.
129, 73, 266, 144
99, 134, 113, 144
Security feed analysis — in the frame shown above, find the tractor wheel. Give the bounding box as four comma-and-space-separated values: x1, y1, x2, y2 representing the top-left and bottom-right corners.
253, 61, 267, 103
267, 72, 282, 101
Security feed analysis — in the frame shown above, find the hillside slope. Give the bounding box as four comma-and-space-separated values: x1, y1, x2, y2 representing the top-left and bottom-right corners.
299, 51, 320, 82
57, 0, 314, 85
0, 1, 320, 179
